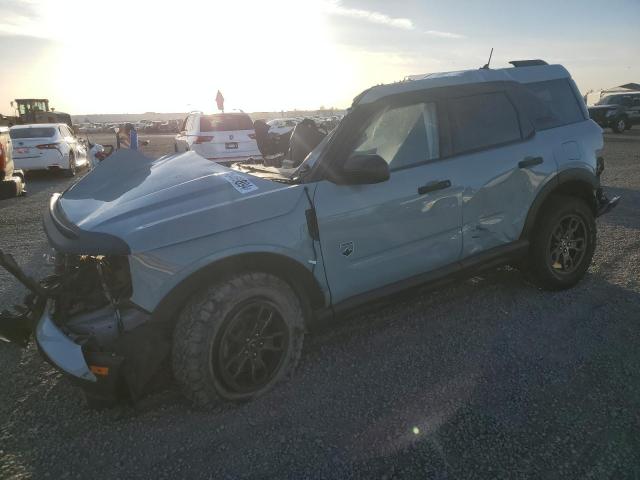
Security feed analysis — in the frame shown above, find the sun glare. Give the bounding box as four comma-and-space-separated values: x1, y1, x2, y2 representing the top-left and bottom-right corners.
19, 0, 361, 114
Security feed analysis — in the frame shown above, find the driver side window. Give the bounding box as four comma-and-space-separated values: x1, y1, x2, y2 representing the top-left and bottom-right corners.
351, 102, 439, 170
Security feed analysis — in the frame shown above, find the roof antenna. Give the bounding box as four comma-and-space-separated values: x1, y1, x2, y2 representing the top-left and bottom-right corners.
481, 48, 494, 69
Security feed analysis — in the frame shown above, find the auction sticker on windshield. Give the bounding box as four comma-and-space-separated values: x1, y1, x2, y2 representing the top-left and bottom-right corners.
222, 172, 258, 194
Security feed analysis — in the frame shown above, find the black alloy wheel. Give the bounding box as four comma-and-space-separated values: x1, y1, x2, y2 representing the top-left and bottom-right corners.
548, 214, 587, 275
215, 300, 289, 394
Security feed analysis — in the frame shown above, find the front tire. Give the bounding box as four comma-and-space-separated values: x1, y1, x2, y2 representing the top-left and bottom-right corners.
526, 195, 596, 290
172, 272, 306, 408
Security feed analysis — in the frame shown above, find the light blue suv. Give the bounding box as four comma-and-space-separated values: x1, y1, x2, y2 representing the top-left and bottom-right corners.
0, 60, 619, 408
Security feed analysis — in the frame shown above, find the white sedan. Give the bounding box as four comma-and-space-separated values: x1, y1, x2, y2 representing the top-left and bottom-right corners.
10, 123, 88, 176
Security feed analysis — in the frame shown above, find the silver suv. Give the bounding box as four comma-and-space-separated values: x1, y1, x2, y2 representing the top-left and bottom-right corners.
0, 60, 619, 408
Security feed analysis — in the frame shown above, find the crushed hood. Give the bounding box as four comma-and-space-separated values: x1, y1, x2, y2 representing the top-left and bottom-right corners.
57, 150, 303, 253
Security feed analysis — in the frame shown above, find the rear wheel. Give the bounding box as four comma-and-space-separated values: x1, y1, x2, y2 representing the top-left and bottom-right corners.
526, 195, 596, 290
64, 151, 76, 177
612, 117, 627, 133
172, 272, 306, 408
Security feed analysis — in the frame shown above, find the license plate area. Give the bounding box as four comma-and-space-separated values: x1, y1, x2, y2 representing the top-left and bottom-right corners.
16, 147, 29, 154
225, 142, 238, 149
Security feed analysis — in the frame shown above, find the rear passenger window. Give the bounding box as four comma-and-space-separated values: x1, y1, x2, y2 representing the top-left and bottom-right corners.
524, 79, 584, 129
350, 102, 439, 170
448, 93, 521, 154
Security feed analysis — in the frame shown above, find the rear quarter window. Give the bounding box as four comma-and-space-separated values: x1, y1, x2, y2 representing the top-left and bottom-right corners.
524, 79, 585, 129
448, 92, 522, 154
200, 115, 254, 132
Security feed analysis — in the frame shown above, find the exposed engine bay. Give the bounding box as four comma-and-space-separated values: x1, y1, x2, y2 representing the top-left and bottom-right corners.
0, 250, 170, 407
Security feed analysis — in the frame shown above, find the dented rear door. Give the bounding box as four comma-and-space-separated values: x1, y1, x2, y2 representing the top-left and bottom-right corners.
446, 91, 557, 257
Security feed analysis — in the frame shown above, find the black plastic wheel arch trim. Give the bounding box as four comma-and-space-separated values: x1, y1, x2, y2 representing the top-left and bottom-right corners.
520, 169, 599, 240
44, 193, 131, 255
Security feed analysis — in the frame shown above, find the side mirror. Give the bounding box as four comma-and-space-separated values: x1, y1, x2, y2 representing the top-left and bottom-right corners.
339, 154, 390, 185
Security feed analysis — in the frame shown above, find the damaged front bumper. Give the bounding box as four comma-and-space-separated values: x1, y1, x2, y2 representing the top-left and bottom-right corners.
0, 249, 169, 407
35, 300, 97, 382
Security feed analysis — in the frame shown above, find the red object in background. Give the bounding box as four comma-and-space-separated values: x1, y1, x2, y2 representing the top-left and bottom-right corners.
216, 90, 224, 112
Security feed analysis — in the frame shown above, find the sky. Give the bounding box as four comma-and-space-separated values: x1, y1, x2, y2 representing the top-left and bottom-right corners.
1, 0, 639, 115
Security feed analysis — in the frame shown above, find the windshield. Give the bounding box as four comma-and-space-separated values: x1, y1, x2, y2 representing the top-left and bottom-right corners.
291, 127, 336, 178
10, 127, 56, 139
596, 95, 622, 106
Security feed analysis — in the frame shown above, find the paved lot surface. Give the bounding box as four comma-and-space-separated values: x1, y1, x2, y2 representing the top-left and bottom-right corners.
1, 131, 639, 479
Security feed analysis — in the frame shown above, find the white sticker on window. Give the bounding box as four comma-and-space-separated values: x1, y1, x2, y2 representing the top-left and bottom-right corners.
222, 172, 258, 194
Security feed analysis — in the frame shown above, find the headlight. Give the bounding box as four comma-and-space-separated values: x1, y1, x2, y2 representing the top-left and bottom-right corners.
605, 110, 617, 117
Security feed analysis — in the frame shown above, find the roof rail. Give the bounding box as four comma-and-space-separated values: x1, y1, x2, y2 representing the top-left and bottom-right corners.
509, 59, 548, 67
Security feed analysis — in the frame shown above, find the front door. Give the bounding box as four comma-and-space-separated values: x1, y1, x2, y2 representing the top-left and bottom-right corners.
314, 100, 463, 304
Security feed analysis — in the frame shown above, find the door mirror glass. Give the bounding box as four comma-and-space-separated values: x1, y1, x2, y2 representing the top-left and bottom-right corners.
340, 154, 390, 185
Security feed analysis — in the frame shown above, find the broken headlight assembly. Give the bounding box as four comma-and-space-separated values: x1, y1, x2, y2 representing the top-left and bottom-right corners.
0, 250, 169, 407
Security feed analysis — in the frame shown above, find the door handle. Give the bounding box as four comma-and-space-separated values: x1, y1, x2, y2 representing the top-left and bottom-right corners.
418, 179, 451, 195
518, 156, 543, 168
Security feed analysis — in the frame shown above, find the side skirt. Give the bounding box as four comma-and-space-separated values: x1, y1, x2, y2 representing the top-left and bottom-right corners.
314, 239, 530, 321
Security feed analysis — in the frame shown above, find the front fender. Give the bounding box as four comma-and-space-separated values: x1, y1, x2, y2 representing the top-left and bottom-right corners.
127, 187, 328, 313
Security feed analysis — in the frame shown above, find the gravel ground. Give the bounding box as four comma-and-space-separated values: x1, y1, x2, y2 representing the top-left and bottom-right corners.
1, 131, 639, 479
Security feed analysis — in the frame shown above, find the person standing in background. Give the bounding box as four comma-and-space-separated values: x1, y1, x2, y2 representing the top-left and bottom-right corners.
116, 123, 139, 150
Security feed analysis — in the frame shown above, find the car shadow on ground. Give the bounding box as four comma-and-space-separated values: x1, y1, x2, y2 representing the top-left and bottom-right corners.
603, 129, 640, 143
285, 269, 640, 478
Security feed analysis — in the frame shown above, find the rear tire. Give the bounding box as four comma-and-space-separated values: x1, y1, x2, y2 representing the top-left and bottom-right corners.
526, 195, 596, 290
612, 117, 627, 133
172, 272, 306, 408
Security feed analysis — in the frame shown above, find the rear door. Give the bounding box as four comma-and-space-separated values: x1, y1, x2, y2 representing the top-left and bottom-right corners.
60, 125, 76, 155
630, 95, 640, 124
446, 90, 557, 258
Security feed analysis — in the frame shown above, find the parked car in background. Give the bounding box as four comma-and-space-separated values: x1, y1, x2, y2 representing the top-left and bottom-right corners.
0, 126, 25, 198
267, 118, 299, 136
588, 92, 640, 133
10, 123, 88, 176
175, 112, 261, 163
